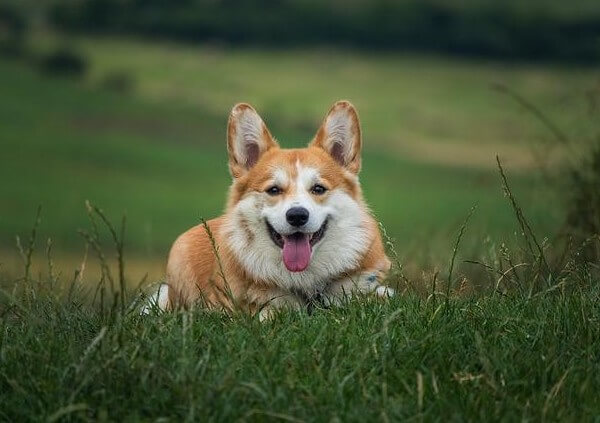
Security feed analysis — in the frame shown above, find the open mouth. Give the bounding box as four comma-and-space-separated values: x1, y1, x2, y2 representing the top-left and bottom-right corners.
266, 219, 328, 272
266, 219, 328, 249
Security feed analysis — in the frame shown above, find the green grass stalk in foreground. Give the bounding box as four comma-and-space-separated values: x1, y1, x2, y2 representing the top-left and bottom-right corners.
445, 205, 477, 309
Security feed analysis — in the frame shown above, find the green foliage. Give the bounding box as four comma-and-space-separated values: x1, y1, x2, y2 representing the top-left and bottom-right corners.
49, 0, 600, 62
37, 46, 88, 78
0, 3, 27, 57
492, 82, 600, 265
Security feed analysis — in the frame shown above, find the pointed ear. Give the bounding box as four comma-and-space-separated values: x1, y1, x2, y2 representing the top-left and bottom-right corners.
311, 101, 362, 173
227, 103, 278, 178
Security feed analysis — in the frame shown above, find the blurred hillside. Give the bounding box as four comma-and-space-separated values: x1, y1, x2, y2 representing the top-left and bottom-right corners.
2, 0, 600, 62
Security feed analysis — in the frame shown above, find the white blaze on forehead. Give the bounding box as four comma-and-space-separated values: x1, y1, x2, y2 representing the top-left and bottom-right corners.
272, 167, 289, 187
259, 161, 328, 235
295, 161, 320, 190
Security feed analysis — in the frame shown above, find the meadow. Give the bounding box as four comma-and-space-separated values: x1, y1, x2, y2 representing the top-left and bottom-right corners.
1, 36, 599, 421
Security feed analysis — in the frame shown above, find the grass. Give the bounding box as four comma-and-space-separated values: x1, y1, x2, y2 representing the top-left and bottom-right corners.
1, 255, 599, 421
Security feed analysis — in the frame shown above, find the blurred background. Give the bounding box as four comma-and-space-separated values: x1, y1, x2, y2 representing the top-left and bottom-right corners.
1, 0, 599, 284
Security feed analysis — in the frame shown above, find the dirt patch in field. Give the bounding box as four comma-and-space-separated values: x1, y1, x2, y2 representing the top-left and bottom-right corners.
391, 137, 566, 171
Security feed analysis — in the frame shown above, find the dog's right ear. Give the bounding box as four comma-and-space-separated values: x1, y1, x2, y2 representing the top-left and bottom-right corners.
311, 101, 362, 174
227, 103, 278, 178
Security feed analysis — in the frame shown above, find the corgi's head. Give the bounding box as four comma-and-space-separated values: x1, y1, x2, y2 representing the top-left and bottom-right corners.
223, 101, 373, 290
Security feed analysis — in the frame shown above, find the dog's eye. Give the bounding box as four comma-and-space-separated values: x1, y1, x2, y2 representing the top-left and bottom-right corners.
310, 184, 327, 195
266, 186, 282, 196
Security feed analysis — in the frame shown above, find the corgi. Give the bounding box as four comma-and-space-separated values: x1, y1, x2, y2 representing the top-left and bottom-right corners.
153, 101, 393, 319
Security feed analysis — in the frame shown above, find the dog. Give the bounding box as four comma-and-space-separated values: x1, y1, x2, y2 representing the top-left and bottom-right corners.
149, 101, 394, 319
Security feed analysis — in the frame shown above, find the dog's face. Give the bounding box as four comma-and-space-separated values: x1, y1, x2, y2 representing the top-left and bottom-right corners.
223, 101, 372, 291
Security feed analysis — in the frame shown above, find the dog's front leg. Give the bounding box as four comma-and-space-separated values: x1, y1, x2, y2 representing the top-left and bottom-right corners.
253, 287, 305, 321
323, 271, 395, 306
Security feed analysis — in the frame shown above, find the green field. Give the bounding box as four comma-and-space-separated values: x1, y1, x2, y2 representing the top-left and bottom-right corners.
0, 36, 596, 279
1, 36, 599, 421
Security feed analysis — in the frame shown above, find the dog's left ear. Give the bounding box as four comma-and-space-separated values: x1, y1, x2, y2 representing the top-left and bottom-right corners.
311, 100, 362, 174
227, 103, 278, 178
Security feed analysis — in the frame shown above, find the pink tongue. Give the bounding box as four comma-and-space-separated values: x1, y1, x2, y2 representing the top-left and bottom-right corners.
282, 233, 312, 272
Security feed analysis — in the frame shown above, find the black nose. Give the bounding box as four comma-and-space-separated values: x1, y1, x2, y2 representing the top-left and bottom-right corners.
286, 207, 309, 227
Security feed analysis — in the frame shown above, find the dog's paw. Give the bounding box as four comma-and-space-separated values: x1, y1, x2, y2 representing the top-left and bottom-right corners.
140, 283, 169, 315
258, 307, 275, 322
375, 285, 395, 297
